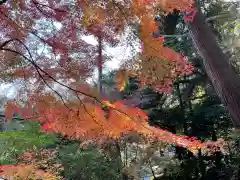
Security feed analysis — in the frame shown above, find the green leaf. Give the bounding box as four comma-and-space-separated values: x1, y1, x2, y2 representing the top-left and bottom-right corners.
0, 120, 57, 165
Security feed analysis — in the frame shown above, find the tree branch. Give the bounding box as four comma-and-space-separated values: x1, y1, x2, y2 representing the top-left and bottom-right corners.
0, 39, 15, 49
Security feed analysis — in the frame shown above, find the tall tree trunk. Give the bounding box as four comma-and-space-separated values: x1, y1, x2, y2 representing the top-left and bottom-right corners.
97, 35, 103, 95
95, 35, 124, 179
188, 8, 240, 127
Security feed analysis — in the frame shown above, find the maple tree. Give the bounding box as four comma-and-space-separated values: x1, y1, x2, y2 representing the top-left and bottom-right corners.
0, 0, 224, 166
0, 0, 195, 96
4, 95, 224, 155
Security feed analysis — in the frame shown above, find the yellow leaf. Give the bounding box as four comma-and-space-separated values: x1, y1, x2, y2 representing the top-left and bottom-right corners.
115, 70, 129, 91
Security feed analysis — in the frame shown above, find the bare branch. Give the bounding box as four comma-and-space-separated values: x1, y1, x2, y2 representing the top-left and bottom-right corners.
0, 39, 15, 49
32, 0, 67, 13
0, 10, 49, 45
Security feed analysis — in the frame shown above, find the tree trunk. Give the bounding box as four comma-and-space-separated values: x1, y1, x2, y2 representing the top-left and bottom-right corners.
188, 8, 240, 127
97, 35, 103, 95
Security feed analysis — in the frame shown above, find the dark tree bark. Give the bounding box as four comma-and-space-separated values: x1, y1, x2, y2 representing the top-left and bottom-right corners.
97, 35, 103, 95
188, 8, 240, 127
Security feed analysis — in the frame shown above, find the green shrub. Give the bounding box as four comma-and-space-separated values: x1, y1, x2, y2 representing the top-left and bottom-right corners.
0, 120, 56, 165
57, 143, 121, 180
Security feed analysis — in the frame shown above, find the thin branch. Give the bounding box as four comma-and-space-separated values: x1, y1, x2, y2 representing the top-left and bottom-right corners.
206, 12, 240, 22
32, 0, 67, 13
0, 10, 48, 45
35, 66, 70, 109
75, 92, 104, 128
148, 160, 157, 179
160, 32, 189, 38
1, 39, 70, 109
1, 39, 106, 128
0, 39, 15, 49
2, 45, 160, 135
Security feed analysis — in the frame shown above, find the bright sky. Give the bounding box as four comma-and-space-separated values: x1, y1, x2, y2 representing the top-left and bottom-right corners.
82, 35, 124, 70
82, 30, 140, 84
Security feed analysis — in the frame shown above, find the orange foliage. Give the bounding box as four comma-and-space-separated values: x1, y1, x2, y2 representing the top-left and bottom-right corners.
0, 164, 58, 180
113, 0, 195, 92
1, 0, 208, 162
4, 95, 223, 154
0, 149, 63, 180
